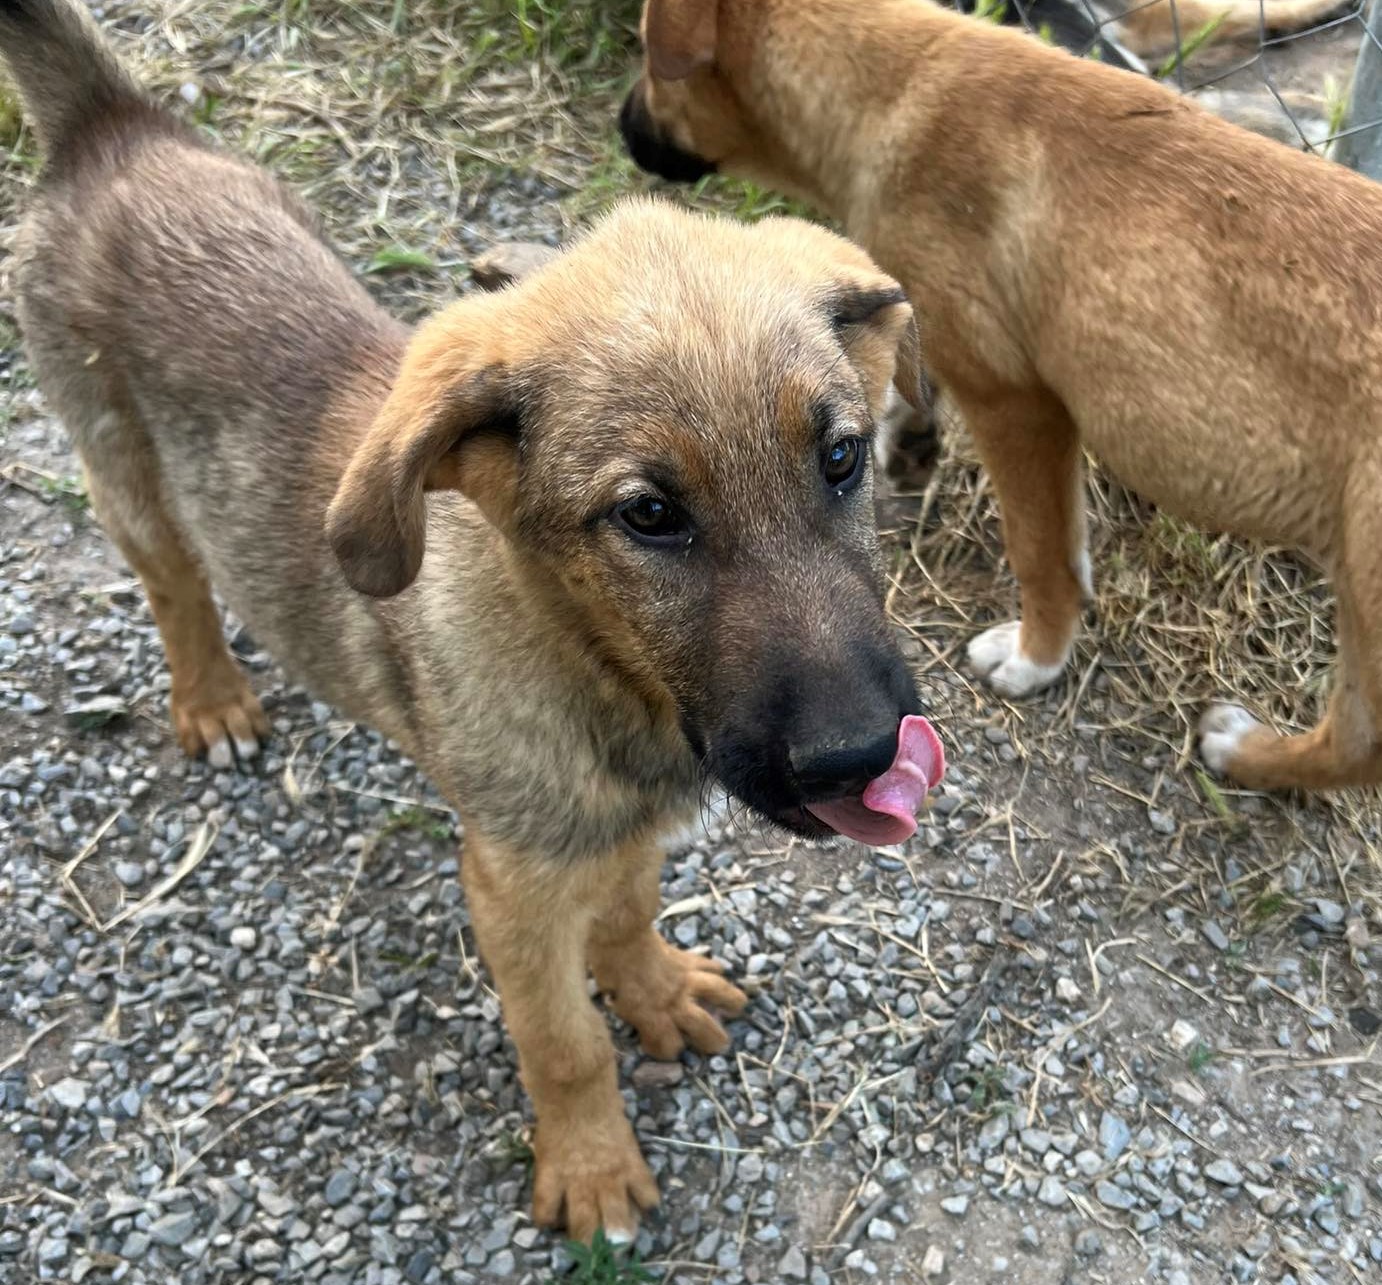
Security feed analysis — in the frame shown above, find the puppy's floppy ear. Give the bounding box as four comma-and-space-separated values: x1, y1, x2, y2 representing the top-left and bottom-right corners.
327, 300, 524, 599
644, 0, 717, 80
829, 278, 929, 415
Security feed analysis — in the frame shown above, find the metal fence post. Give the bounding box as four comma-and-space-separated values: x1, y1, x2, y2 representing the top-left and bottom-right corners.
1336, 0, 1382, 176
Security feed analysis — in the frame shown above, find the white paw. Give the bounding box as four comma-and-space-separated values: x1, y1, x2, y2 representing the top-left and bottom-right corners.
207, 738, 235, 770
967, 621, 1066, 698
1199, 703, 1263, 775
1073, 547, 1093, 601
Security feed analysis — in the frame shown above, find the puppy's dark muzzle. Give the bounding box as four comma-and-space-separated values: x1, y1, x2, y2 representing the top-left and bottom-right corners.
619, 87, 717, 185
790, 730, 899, 804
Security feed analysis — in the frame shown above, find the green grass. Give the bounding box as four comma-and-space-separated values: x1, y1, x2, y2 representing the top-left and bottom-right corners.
1155, 13, 1230, 80
36, 473, 90, 515
1187, 1040, 1216, 1074
966, 1064, 1011, 1113
380, 805, 453, 842
1324, 73, 1349, 139
551, 1231, 657, 1284
366, 246, 439, 274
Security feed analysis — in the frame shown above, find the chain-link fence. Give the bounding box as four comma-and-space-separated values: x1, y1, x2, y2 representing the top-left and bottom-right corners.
954, 0, 1382, 174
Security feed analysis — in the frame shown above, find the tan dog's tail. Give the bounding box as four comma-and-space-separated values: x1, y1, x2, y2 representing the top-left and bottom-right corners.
0, 0, 144, 155
1116, 0, 1351, 54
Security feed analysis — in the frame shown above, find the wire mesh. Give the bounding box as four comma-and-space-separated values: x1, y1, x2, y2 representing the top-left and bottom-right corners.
951, 0, 1380, 164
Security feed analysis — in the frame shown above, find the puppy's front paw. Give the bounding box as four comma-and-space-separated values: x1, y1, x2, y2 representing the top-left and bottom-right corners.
531, 1113, 659, 1245
967, 621, 1066, 698
172, 678, 269, 769
1199, 703, 1265, 776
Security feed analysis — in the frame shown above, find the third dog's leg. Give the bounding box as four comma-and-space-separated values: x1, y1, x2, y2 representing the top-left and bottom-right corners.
963, 388, 1088, 698
587, 847, 747, 1061
1201, 496, 1382, 790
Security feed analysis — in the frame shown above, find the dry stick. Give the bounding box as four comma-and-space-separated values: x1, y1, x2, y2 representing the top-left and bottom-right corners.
102, 822, 218, 933
0, 1017, 70, 1075
913, 945, 1014, 1075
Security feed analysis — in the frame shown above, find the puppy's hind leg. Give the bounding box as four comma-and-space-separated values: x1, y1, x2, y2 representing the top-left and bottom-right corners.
1200, 487, 1382, 791
963, 387, 1089, 699
587, 844, 747, 1062
77, 410, 267, 766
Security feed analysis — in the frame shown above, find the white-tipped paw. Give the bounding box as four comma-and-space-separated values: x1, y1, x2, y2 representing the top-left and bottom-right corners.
1199, 703, 1263, 775
967, 621, 1066, 698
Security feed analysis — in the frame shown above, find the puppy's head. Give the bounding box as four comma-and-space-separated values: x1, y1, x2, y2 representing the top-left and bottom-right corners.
620, 0, 792, 196
328, 200, 939, 843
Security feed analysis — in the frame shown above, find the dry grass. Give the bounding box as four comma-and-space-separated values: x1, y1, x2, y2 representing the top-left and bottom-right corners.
886, 411, 1381, 920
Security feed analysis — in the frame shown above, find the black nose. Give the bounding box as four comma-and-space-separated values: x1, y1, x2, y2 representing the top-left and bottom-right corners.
618, 87, 718, 184
789, 730, 898, 802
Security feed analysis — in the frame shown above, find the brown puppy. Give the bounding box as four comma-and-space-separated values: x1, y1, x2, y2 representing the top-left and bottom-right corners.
620, 0, 1382, 795
1, 0, 944, 1243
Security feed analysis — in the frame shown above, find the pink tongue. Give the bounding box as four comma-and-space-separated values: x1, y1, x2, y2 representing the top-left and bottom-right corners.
804, 715, 946, 847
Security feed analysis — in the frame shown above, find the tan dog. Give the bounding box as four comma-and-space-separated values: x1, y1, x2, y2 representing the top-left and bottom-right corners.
621, 0, 1382, 794
2, 0, 947, 1242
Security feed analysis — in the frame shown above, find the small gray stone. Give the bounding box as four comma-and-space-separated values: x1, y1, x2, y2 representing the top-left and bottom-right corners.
114, 861, 145, 888
229, 926, 257, 951
940, 1195, 969, 1217
1074, 1230, 1103, 1257
779, 1246, 809, 1279
48, 1078, 88, 1111
488, 1249, 516, 1276
1096, 1181, 1137, 1211
1206, 1159, 1245, 1187
149, 1211, 199, 1248
1099, 1111, 1131, 1161
324, 1169, 357, 1208
1202, 919, 1231, 951
868, 1219, 897, 1242
1038, 1176, 1067, 1207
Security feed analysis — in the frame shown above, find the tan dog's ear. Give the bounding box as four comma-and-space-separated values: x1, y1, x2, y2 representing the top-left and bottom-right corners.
829, 281, 928, 413
327, 305, 523, 598
644, 0, 717, 80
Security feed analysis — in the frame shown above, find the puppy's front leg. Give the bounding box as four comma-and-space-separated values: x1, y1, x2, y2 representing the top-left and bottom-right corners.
462, 836, 658, 1243
588, 847, 747, 1062
961, 387, 1090, 698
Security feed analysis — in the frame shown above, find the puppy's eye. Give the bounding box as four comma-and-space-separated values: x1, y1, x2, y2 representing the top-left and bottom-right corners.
823, 436, 866, 494
612, 495, 691, 547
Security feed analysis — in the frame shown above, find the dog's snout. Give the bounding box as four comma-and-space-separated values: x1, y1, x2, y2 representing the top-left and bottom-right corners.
789, 729, 897, 801
619, 86, 717, 184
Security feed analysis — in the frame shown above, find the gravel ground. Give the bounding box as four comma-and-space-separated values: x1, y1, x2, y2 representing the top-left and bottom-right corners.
3, 4, 1382, 1284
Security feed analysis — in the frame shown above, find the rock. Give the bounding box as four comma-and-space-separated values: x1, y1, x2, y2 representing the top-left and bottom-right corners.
778, 1246, 809, 1279
1206, 1159, 1245, 1187
940, 1195, 969, 1217
1201, 920, 1231, 952
922, 1246, 945, 1277
631, 1061, 685, 1090
978, 1112, 1009, 1151
470, 242, 560, 291
1055, 977, 1082, 1003
48, 1078, 88, 1111
1167, 1020, 1199, 1051
868, 1219, 897, 1242
1099, 1111, 1131, 1161
149, 1211, 200, 1248
114, 861, 145, 888
324, 1169, 357, 1208
1074, 1229, 1103, 1257
1097, 1180, 1137, 1211
229, 926, 257, 951
64, 695, 127, 729
1038, 1176, 1067, 1207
